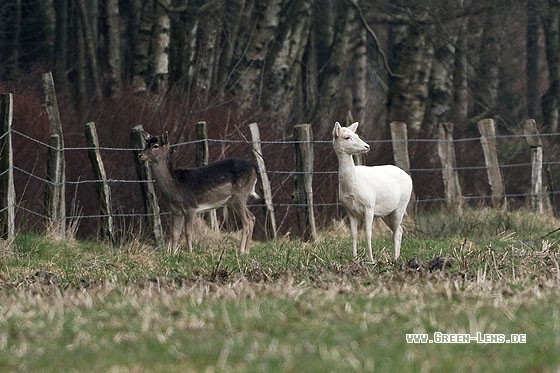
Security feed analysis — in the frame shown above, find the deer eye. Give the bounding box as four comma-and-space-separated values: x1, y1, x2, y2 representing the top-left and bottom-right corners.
343, 135, 351, 140
152, 144, 159, 149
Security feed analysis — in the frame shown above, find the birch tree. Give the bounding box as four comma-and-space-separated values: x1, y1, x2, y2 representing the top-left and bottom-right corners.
526, 0, 540, 120
262, 0, 313, 125
0, 0, 542, 139
78, 0, 102, 99
387, 20, 434, 139
311, 2, 355, 136
452, 16, 470, 130
54, 0, 70, 93
541, 0, 560, 133
423, 26, 458, 138
0, 0, 22, 77
230, 0, 284, 108
472, 11, 503, 122
103, 0, 122, 98
131, 0, 171, 93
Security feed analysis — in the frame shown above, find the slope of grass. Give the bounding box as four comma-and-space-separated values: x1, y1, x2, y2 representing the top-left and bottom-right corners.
1, 208, 560, 372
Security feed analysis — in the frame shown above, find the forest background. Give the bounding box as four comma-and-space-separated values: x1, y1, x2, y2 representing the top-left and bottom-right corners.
1, 0, 559, 238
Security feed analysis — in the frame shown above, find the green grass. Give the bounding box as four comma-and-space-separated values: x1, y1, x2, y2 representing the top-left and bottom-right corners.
1, 208, 560, 372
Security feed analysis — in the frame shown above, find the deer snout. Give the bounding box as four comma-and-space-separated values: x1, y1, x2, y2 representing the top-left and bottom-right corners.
364, 143, 370, 152
138, 152, 147, 161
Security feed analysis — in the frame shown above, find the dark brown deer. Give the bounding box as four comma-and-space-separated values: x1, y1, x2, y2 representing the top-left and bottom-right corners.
138, 131, 258, 254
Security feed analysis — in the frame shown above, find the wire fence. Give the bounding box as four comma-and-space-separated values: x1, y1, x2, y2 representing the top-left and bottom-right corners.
3, 125, 560, 240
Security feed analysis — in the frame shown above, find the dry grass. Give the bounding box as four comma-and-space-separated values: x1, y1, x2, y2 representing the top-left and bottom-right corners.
1, 208, 560, 371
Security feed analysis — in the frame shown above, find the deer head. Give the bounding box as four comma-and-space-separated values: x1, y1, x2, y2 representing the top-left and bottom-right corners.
138, 131, 169, 163
332, 121, 370, 155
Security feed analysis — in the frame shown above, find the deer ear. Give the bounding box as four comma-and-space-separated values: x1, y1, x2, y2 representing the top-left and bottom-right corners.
141, 130, 151, 141
348, 122, 359, 132
161, 131, 169, 145
333, 122, 341, 138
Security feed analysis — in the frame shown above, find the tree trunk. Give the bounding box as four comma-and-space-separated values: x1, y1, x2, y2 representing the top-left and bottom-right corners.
527, 0, 540, 120
54, 0, 69, 94
303, 0, 335, 121
151, 0, 171, 93
388, 22, 434, 139
215, 0, 247, 99
1, 0, 22, 77
473, 11, 502, 120
130, 0, 171, 94
104, 0, 122, 98
313, 3, 354, 136
122, 0, 142, 85
192, 2, 222, 104
78, 0, 102, 99
350, 25, 367, 126
232, 0, 284, 108
169, 2, 199, 95
263, 0, 313, 125
423, 33, 457, 138
75, 1, 88, 108
541, 0, 560, 133
40, 0, 57, 70
131, 0, 156, 93
452, 10, 470, 131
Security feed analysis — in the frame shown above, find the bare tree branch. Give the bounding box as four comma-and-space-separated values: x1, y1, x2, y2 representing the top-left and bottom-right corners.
347, 0, 404, 78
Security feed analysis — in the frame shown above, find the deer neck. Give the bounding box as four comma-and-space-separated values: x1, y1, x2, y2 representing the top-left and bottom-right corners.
336, 152, 358, 192
150, 160, 180, 198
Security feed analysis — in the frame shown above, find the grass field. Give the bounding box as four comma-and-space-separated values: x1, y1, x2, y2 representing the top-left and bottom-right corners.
1, 208, 560, 372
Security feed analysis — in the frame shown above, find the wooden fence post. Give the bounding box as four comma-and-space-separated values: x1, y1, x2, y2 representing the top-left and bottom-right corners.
249, 122, 277, 240
437, 122, 463, 211
389, 122, 411, 173
195, 121, 218, 230
0, 93, 15, 241
477, 119, 507, 209
131, 125, 165, 249
293, 124, 317, 241
390, 121, 415, 215
195, 121, 209, 167
85, 122, 115, 244
42, 72, 66, 238
523, 119, 552, 214
45, 134, 65, 238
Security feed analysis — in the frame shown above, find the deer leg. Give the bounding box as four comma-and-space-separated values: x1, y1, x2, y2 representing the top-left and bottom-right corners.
393, 226, 403, 259
364, 210, 374, 262
348, 214, 359, 259
231, 197, 254, 255
383, 212, 403, 260
242, 208, 256, 254
171, 214, 184, 253
183, 211, 195, 253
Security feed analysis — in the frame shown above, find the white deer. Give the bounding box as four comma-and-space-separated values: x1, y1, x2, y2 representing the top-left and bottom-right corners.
138, 131, 258, 254
332, 121, 413, 261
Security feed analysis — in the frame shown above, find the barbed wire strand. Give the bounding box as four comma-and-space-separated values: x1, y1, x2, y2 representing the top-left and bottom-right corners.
3, 128, 560, 223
